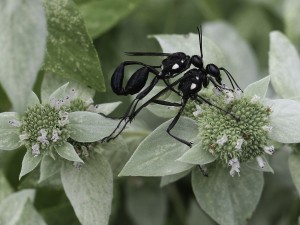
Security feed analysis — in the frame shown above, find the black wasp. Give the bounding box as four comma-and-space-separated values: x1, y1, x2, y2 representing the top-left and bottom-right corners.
102, 26, 241, 147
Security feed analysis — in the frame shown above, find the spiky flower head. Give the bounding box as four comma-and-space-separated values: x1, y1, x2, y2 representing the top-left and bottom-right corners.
185, 89, 274, 176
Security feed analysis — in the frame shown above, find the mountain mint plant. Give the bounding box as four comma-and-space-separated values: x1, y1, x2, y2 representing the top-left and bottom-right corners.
0, 81, 121, 225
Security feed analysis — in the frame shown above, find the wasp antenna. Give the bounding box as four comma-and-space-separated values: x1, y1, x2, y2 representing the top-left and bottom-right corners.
197, 25, 203, 59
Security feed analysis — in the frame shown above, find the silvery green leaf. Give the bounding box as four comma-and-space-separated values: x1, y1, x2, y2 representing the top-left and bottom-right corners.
244, 76, 270, 99
14, 200, 47, 225
27, 92, 40, 107
55, 142, 83, 163
19, 151, 42, 179
126, 180, 167, 225
67, 111, 119, 142
269, 31, 300, 98
177, 142, 217, 165
0, 170, 13, 202
95, 137, 129, 176
61, 153, 113, 225
42, 0, 105, 92
284, 0, 300, 47
0, 0, 47, 113
245, 155, 274, 173
0, 112, 22, 150
192, 165, 263, 225
42, 73, 95, 103
39, 155, 62, 183
119, 117, 197, 177
267, 99, 300, 143
186, 200, 216, 225
146, 90, 180, 118
90, 102, 122, 115
160, 169, 191, 187
288, 152, 300, 196
48, 82, 69, 101
76, 0, 143, 38
203, 22, 259, 89
0, 189, 35, 224
152, 33, 224, 67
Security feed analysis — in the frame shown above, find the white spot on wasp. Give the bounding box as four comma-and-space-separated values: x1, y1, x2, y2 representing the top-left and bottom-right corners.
190, 83, 197, 90
172, 64, 179, 70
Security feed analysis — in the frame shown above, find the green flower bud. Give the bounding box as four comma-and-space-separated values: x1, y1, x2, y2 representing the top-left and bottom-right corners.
185, 92, 273, 175
19, 104, 70, 156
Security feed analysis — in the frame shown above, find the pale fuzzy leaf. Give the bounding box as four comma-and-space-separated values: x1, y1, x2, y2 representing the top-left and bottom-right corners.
55, 142, 83, 163
267, 99, 300, 143
269, 31, 300, 98
42, 73, 95, 103
39, 155, 62, 183
284, 0, 300, 47
245, 155, 274, 173
14, 200, 47, 225
48, 82, 69, 101
0, 189, 35, 225
67, 111, 119, 142
42, 0, 105, 91
177, 142, 217, 165
203, 22, 259, 89
288, 152, 300, 196
90, 101, 122, 115
186, 200, 216, 225
152, 33, 225, 68
61, 153, 113, 225
244, 76, 270, 99
76, 0, 143, 38
146, 90, 180, 118
19, 151, 42, 179
192, 165, 263, 225
126, 180, 167, 225
0, 112, 22, 150
0, 170, 13, 202
0, 0, 47, 113
27, 92, 40, 107
119, 117, 197, 177
95, 137, 129, 176
160, 170, 191, 187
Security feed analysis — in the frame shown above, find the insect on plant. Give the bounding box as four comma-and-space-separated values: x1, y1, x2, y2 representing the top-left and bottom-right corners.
102, 26, 242, 147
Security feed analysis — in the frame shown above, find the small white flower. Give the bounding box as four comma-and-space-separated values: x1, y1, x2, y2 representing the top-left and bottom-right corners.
262, 125, 272, 132
85, 98, 94, 106
216, 134, 228, 146
58, 111, 69, 126
8, 119, 21, 127
224, 90, 235, 103
193, 104, 202, 117
263, 146, 275, 155
51, 129, 60, 142
234, 89, 242, 99
251, 95, 260, 103
73, 161, 83, 170
32, 144, 40, 157
235, 138, 244, 151
81, 146, 89, 157
213, 87, 222, 95
256, 156, 265, 168
228, 157, 240, 177
37, 129, 49, 145
69, 88, 76, 98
